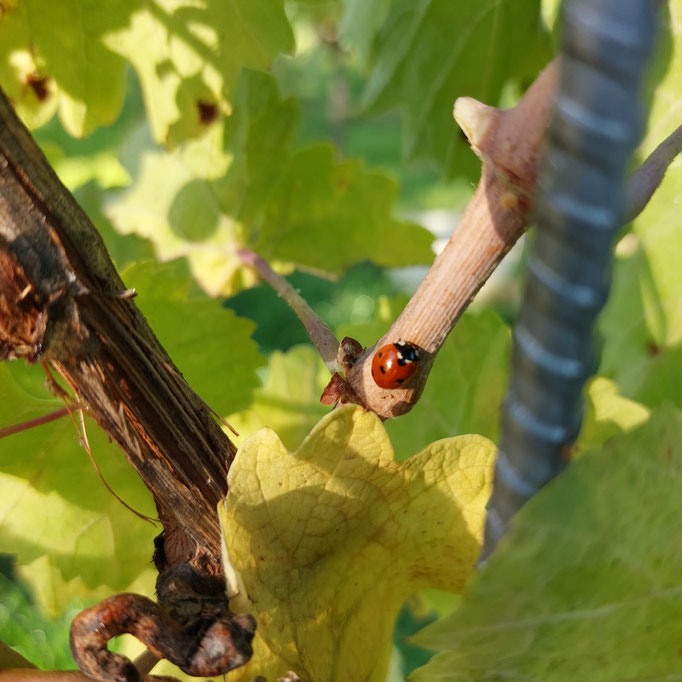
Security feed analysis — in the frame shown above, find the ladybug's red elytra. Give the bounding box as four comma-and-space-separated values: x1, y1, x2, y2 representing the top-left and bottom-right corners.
371, 341, 420, 389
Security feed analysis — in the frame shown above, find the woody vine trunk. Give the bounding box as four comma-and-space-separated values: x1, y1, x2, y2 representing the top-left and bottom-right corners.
0, 85, 230, 579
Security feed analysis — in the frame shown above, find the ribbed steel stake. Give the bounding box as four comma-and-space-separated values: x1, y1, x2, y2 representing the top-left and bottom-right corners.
482, 0, 657, 559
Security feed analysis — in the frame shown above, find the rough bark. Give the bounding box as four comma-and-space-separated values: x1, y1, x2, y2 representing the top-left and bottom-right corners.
0, 86, 231, 574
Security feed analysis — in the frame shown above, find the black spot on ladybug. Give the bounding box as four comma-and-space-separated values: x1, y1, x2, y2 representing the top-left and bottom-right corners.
371, 341, 421, 389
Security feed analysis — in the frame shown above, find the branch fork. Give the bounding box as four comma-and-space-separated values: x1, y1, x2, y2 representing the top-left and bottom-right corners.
245, 57, 682, 420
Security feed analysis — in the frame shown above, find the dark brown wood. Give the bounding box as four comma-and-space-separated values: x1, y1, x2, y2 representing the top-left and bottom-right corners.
0, 87, 233, 573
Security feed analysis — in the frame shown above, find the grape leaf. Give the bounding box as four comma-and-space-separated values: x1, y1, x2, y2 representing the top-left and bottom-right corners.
103, 0, 295, 145
0, 0, 294, 142
0, 363, 157, 615
0, 573, 79, 669
109, 70, 434, 295
219, 406, 495, 682
339, 0, 391, 65
0, 0, 131, 137
599, 1, 682, 408
412, 405, 682, 682
121, 259, 265, 415
356, 0, 550, 175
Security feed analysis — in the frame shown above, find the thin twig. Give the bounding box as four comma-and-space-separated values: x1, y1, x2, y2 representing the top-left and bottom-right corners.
236, 60, 682, 422
626, 122, 682, 221
344, 64, 682, 419
237, 248, 340, 372
0, 407, 69, 438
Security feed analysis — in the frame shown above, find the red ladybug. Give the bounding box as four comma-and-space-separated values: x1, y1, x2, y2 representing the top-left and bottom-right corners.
371, 341, 420, 389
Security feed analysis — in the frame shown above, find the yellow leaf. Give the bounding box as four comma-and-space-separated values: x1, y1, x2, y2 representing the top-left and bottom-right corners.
219, 406, 495, 681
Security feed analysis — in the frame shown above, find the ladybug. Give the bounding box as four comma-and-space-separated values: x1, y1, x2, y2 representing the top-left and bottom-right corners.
371, 341, 420, 389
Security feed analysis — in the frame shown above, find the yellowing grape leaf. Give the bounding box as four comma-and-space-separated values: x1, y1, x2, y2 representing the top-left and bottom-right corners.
0, 364, 157, 615
412, 405, 682, 682
109, 71, 433, 295
357, 0, 550, 175
218, 405, 495, 682
0, 0, 293, 141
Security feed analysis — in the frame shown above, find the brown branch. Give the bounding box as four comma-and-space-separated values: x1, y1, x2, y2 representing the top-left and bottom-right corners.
70, 591, 255, 680
345, 60, 560, 418
0, 87, 254, 677
0, 86, 229, 570
238, 248, 340, 372
342, 60, 682, 419
626, 121, 682, 221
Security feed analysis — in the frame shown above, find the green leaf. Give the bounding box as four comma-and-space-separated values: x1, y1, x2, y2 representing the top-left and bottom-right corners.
219, 406, 495, 681
103, 0, 295, 144
0, 0, 129, 136
122, 259, 265, 415
109, 70, 433, 295
358, 0, 550, 175
599, 2, 682, 408
226, 344, 329, 452
0, 0, 294, 141
412, 405, 682, 681
0, 574, 79, 669
339, 0, 391, 65
256, 143, 434, 271
0, 363, 157, 615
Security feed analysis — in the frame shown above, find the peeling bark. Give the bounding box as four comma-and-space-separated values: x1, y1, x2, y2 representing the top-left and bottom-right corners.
0, 87, 246, 677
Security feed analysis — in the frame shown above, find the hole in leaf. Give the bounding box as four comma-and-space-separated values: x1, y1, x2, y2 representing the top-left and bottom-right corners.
197, 100, 218, 125
25, 73, 49, 101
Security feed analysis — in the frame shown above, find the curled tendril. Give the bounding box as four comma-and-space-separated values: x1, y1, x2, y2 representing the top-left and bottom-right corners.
70, 565, 256, 682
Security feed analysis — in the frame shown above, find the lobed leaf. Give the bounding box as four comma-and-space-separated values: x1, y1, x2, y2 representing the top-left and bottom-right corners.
0, 0, 293, 142
412, 405, 682, 681
109, 71, 433, 295
354, 0, 551, 176
219, 406, 495, 681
